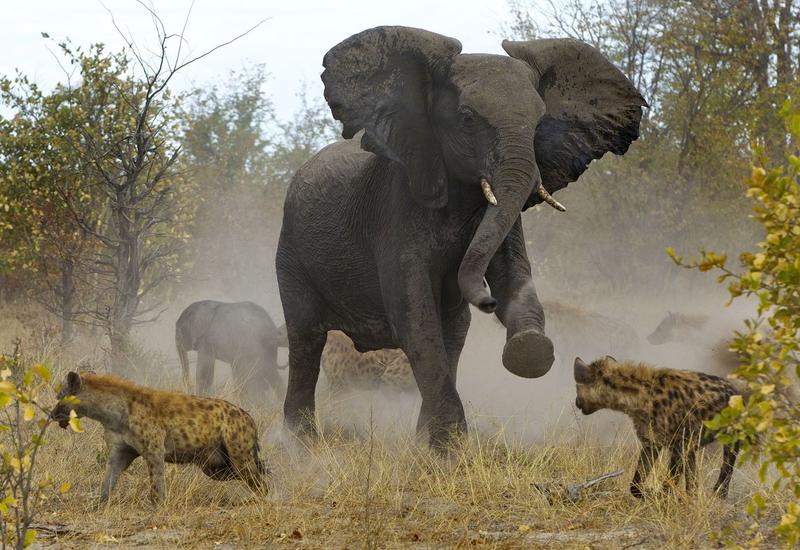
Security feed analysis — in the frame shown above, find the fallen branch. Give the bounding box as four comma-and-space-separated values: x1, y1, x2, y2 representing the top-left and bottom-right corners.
533, 469, 625, 504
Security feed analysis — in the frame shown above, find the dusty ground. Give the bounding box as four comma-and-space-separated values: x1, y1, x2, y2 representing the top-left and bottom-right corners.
0, 301, 785, 549
28, 408, 780, 549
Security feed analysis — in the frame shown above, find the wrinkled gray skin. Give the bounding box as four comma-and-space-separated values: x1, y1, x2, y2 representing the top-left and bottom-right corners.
276, 26, 646, 447
175, 300, 287, 404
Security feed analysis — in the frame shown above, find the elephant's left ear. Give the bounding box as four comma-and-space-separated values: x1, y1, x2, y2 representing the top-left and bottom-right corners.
502, 38, 647, 203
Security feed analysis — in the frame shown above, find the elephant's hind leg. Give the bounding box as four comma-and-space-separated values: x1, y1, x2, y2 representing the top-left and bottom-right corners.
196, 345, 216, 396
277, 253, 327, 438
284, 329, 326, 438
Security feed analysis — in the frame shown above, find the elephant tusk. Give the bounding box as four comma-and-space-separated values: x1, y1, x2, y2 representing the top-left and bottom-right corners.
536, 184, 566, 212
480, 178, 498, 206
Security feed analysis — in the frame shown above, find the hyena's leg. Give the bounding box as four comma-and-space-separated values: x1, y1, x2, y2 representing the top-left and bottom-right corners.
630, 441, 660, 498
223, 418, 268, 494
664, 443, 684, 491
683, 445, 699, 493
713, 441, 740, 498
142, 439, 167, 503
200, 448, 236, 480
99, 443, 139, 503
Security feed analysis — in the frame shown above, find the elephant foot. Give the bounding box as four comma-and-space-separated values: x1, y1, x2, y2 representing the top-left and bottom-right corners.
502, 329, 554, 378
427, 419, 467, 453
284, 408, 319, 441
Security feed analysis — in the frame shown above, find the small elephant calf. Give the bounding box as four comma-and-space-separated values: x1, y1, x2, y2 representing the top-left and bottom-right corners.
51, 371, 269, 505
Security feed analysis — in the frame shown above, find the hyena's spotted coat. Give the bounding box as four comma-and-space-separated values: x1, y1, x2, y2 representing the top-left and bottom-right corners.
573, 356, 743, 498
51, 372, 268, 504
320, 330, 416, 393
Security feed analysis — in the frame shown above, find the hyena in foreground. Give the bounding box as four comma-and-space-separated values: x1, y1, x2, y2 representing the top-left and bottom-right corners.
573, 356, 742, 498
51, 372, 268, 504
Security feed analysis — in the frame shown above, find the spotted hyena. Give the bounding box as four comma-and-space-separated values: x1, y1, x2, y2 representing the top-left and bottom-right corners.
573, 356, 742, 498
51, 371, 268, 504
320, 330, 416, 393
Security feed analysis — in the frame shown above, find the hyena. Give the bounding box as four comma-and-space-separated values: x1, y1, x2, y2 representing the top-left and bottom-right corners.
51, 371, 268, 505
320, 330, 416, 393
573, 356, 742, 498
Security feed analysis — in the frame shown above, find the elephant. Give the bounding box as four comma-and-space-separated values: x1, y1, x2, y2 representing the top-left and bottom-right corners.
175, 300, 288, 404
275, 26, 646, 446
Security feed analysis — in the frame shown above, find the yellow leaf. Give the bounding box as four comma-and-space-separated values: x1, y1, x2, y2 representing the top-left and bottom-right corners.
68, 412, 84, 433
59, 482, 71, 494
31, 364, 50, 382
23, 529, 36, 548
22, 404, 35, 421
518, 524, 531, 534
760, 384, 775, 395
0, 380, 15, 393
728, 394, 744, 411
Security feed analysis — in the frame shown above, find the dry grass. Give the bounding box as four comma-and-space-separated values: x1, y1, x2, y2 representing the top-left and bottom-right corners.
0, 306, 787, 549
31, 395, 784, 549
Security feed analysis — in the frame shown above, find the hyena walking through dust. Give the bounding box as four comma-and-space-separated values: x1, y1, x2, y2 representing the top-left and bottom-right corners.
51, 371, 269, 505
573, 356, 744, 498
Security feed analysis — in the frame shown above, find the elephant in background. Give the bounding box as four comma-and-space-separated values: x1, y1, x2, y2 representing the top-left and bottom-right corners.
276, 26, 646, 446
175, 300, 287, 404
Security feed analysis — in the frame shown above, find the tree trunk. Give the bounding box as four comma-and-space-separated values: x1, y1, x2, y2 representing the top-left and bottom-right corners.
108, 188, 141, 373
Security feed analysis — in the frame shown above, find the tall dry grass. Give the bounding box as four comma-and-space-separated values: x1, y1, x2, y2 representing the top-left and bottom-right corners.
0, 305, 787, 549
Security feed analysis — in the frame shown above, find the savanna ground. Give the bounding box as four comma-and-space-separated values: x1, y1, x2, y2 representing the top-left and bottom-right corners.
1, 297, 787, 550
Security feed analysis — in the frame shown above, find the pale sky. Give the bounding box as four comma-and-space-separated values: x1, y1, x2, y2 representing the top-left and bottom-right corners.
0, 0, 522, 119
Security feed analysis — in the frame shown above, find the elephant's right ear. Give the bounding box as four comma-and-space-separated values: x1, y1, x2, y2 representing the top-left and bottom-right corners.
502, 38, 647, 204
322, 26, 462, 209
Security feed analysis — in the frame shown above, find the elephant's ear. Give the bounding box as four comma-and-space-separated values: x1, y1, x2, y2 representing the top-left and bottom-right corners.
502, 38, 646, 203
322, 26, 462, 208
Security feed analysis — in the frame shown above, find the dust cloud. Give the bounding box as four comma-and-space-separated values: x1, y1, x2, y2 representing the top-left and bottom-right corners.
126, 181, 756, 446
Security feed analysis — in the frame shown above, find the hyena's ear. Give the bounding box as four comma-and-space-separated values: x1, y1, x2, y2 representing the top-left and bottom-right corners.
66, 372, 82, 394
573, 357, 594, 384
605, 355, 617, 363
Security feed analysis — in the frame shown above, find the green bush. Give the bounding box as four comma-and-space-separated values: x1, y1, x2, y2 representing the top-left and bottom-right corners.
669, 102, 800, 546
0, 343, 77, 549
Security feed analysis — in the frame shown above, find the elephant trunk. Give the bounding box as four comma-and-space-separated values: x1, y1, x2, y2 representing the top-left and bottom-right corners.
457, 140, 539, 314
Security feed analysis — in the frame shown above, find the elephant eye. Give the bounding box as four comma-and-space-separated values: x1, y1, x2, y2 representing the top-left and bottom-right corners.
459, 106, 475, 126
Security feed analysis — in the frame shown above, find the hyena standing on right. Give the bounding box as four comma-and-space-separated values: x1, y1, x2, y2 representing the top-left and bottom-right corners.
573, 356, 744, 498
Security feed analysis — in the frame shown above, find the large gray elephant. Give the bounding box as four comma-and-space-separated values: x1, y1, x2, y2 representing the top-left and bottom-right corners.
276, 26, 645, 446
175, 300, 287, 403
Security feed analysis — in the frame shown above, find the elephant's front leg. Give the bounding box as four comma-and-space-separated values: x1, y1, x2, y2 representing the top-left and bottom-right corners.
485, 217, 554, 379
415, 302, 471, 435
383, 258, 465, 449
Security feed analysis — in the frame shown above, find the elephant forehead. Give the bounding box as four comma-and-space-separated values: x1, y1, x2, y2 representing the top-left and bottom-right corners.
449, 54, 544, 122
